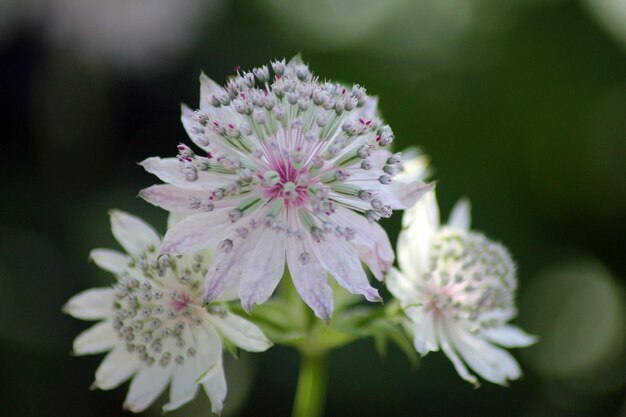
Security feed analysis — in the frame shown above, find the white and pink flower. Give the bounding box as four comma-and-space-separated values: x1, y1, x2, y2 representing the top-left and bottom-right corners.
140, 56, 432, 321
64, 211, 271, 414
388, 192, 537, 386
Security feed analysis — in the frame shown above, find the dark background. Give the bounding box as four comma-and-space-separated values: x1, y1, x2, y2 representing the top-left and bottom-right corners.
1, 0, 625, 416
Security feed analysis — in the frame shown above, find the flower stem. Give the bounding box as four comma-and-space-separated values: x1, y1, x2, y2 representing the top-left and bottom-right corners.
292, 351, 328, 417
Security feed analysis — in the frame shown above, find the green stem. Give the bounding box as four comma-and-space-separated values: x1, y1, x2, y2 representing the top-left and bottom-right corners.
292, 351, 328, 417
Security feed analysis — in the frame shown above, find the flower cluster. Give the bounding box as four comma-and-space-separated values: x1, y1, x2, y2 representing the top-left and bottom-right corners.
65, 57, 535, 415
139, 56, 432, 321
388, 192, 536, 385
64, 211, 271, 414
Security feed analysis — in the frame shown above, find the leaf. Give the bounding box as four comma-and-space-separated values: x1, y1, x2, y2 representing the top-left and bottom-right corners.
333, 306, 420, 368
229, 300, 307, 345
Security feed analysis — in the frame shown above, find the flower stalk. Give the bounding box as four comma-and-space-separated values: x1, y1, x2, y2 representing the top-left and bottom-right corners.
292, 350, 328, 417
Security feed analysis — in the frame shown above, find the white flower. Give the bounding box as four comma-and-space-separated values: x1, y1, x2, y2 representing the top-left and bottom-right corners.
139, 56, 432, 321
387, 192, 536, 386
63, 211, 271, 414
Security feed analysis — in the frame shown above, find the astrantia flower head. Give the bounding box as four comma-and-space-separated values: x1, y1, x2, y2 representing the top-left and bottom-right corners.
64, 211, 271, 414
388, 192, 536, 386
140, 56, 432, 321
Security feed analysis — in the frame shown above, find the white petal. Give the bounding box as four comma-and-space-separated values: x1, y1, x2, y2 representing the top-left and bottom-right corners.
89, 249, 130, 275
207, 311, 272, 352
109, 210, 161, 257
285, 54, 304, 73
163, 323, 211, 411
141, 157, 196, 189
188, 83, 246, 154
385, 268, 421, 305
436, 319, 478, 386
383, 179, 434, 210
481, 325, 537, 348
162, 356, 200, 411
449, 324, 522, 385
194, 324, 226, 414
311, 234, 381, 303
395, 153, 431, 183
167, 212, 189, 229
406, 307, 439, 355
448, 198, 471, 230
94, 345, 140, 390
194, 322, 223, 369
63, 287, 114, 320
73, 321, 117, 355
333, 207, 394, 280
199, 73, 222, 111
124, 364, 173, 412
286, 233, 334, 322
397, 190, 439, 280
202, 363, 227, 415
239, 229, 286, 311
181, 104, 212, 152
140, 157, 232, 191
160, 209, 232, 255
214, 284, 241, 302
401, 188, 439, 229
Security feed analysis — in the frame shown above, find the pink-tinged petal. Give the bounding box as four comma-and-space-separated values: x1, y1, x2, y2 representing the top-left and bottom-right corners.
160, 209, 232, 256
203, 230, 260, 303
124, 363, 172, 412
207, 311, 272, 352
140, 157, 232, 190
333, 207, 393, 280
481, 325, 537, 348
359, 96, 379, 119
286, 234, 334, 322
109, 210, 161, 257
448, 197, 471, 230
94, 345, 140, 390
140, 184, 207, 214
310, 234, 381, 303
140, 184, 245, 215
89, 249, 130, 275
63, 288, 114, 320
239, 229, 286, 311
449, 325, 522, 385
436, 319, 478, 386
73, 321, 117, 355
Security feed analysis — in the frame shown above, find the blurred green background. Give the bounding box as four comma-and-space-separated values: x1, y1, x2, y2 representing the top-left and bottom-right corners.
1, 0, 625, 416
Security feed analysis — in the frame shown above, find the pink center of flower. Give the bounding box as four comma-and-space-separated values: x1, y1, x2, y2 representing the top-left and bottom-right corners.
171, 292, 192, 313
425, 285, 456, 317
261, 160, 311, 208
